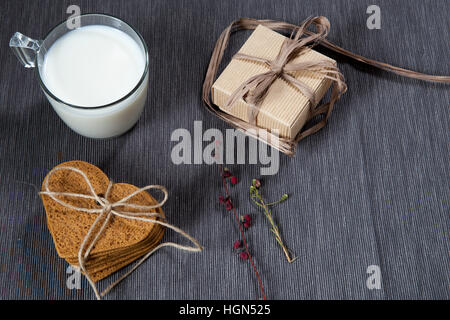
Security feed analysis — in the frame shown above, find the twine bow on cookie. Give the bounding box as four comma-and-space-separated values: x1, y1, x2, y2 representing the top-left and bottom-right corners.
225, 16, 346, 127
40, 166, 202, 300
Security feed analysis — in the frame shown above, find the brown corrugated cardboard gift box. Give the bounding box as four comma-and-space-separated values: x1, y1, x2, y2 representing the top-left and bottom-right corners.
211, 25, 335, 140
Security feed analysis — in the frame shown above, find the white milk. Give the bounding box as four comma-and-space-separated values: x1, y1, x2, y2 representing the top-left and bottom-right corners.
40, 25, 148, 138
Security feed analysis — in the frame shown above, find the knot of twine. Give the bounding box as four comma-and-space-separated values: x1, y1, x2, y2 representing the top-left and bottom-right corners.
268, 62, 284, 76
40, 166, 203, 300
225, 16, 347, 126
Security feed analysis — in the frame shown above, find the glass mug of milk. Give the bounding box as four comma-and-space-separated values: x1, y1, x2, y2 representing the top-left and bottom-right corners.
10, 14, 149, 138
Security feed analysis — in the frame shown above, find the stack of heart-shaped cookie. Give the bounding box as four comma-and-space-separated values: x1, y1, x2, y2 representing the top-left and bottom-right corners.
40, 161, 165, 282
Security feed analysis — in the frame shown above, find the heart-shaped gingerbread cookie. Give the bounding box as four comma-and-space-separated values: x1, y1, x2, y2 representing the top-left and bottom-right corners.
40, 160, 166, 282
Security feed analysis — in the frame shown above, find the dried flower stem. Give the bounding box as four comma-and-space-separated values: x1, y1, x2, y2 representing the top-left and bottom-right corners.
250, 182, 296, 263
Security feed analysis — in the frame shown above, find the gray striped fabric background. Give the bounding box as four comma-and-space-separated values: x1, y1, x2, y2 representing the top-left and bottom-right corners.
0, 0, 449, 300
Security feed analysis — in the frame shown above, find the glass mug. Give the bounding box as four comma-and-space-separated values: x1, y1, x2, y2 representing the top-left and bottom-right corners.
10, 14, 149, 138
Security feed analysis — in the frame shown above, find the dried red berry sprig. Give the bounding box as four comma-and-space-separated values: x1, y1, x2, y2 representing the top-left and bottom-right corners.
218, 166, 266, 300
223, 168, 238, 185
232, 240, 249, 260
250, 179, 296, 263
219, 195, 234, 210
240, 214, 252, 229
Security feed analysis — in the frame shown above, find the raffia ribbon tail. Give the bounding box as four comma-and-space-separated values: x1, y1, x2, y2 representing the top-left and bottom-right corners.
40, 166, 202, 300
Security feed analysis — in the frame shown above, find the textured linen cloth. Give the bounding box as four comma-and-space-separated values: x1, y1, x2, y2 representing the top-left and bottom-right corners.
0, 0, 448, 299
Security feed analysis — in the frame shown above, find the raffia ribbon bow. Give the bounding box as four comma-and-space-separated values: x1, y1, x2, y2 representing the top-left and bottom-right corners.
40, 166, 203, 300
226, 16, 347, 128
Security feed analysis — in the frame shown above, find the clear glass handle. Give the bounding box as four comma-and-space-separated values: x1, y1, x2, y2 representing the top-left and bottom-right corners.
9, 32, 42, 68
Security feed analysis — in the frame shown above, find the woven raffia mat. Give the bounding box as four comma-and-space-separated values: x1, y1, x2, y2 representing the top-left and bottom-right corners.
41, 161, 165, 282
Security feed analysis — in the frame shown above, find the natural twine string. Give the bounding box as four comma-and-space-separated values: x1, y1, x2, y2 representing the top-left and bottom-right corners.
40, 166, 203, 300
202, 16, 450, 156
